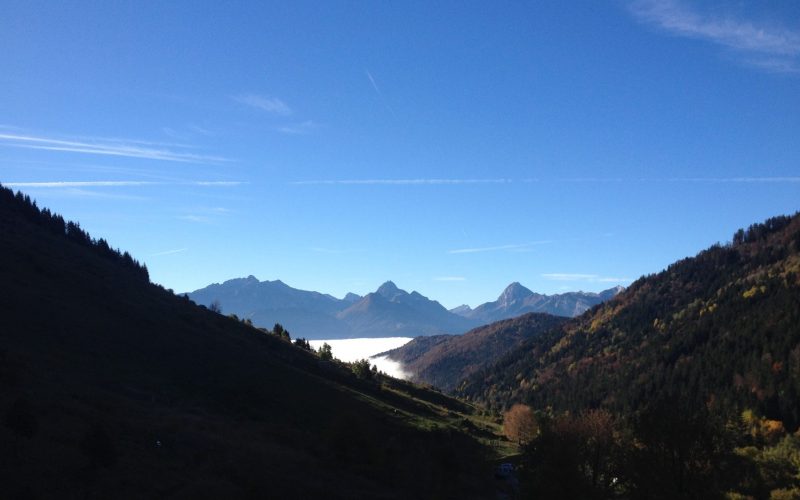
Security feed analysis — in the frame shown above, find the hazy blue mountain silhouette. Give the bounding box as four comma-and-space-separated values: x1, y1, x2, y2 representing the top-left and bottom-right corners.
189, 279, 480, 339
189, 278, 622, 339
451, 283, 624, 323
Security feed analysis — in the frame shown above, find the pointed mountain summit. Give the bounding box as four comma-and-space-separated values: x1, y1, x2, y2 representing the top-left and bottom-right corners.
498, 282, 534, 307
376, 280, 405, 300
599, 285, 625, 301
338, 282, 480, 338
450, 304, 473, 315
454, 282, 623, 323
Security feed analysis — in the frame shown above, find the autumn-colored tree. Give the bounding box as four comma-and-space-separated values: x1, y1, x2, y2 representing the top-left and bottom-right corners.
504, 403, 538, 444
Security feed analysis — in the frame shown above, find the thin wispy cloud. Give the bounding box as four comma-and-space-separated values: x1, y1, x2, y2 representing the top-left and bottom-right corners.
448, 241, 552, 254
553, 177, 800, 184
5, 180, 246, 188
233, 94, 292, 115
433, 276, 466, 281
151, 248, 188, 257
543, 273, 631, 283
5, 181, 157, 188
27, 188, 150, 201
628, 0, 800, 72
177, 214, 214, 223
365, 69, 397, 118
277, 120, 319, 135
0, 132, 230, 163
291, 178, 512, 186
668, 176, 800, 183
191, 181, 246, 186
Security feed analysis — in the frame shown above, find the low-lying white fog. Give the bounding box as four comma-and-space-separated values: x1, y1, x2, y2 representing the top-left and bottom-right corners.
309, 337, 412, 380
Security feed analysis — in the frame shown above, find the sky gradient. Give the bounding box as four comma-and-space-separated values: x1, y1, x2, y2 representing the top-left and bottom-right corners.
2, 1, 799, 308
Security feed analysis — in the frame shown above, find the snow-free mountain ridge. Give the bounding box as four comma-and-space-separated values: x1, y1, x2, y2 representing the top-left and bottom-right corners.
188, 278, 624, 340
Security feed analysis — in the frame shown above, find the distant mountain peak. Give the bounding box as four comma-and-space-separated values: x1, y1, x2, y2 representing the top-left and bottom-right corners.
450, 304, 473, 315
599, 285, 625, 300
343, 292, 362, 303
377, 280, 405, 299
499, 282, 533, 305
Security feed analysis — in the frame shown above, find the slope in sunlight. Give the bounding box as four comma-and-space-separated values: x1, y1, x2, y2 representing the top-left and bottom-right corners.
460, 213, 800, 428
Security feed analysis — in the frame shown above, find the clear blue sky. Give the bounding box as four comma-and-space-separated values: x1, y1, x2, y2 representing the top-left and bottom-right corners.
2, 1, 799, 308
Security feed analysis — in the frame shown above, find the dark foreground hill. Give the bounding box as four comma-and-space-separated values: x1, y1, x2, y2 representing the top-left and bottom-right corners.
460, 213, 800, 428
382, 313, 568, 392
0, 186, 496, 499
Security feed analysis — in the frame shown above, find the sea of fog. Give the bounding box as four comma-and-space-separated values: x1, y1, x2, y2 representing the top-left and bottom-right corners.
308, 337, 412, 379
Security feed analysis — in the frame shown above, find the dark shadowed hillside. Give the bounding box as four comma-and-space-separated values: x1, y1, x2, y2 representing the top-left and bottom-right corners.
382, 313, 568, 392
459, 213, 800, 429
0, 186, 496, 499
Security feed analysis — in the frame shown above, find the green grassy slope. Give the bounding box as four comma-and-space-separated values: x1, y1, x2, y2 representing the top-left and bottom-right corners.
0, 187, 496, 499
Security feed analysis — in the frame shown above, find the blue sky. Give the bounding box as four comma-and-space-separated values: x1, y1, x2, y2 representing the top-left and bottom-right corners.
2, 1, 799, 308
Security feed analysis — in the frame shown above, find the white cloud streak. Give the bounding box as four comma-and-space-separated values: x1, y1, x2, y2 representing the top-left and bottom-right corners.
628, 0, 800, 72
233, 94, 292, 115
277, 120, 318, 135
448, 241, 552, 254
150, 248, 188, 257
543, 273, 631, 283
365, 69, 398, 118
0, 132, 230, 163
5, 181, 157, 188
5, 180, 246, 188
291, 178, 512, 186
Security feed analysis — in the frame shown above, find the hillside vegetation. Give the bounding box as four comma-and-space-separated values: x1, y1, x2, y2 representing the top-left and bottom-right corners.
459, 213, 800, 427
383, 313, 567, 391
457, 213, 800, 498
0, 186, 498, 499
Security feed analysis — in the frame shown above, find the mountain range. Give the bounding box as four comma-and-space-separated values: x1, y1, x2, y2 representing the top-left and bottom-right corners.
188, 278, 623, 340
450, 282, 623, 323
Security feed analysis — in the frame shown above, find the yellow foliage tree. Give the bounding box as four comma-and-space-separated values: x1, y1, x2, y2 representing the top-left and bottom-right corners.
503, 403, 538, 445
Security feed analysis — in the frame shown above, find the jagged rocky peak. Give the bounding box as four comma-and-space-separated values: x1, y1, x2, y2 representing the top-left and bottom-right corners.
376, 280, 406, 300
450, 304, 473, 315
343, 292, 362, 303
499, 282, 533, 306
223, 275, 260, 286
599, 285, 625, 300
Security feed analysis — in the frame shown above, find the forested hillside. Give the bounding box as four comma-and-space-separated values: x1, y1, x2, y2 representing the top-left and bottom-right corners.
456, 213, 800, 498
383, 313, 567, 391
460, 213, 800, 428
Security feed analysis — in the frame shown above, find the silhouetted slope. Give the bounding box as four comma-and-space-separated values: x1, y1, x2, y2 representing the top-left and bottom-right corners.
383, 313, 568, 391
0, 185, 493, 499
459, 213, 800, 428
